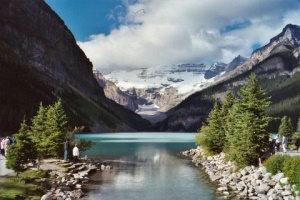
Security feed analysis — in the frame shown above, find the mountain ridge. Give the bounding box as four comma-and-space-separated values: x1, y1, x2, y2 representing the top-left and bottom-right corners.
157, 23, 300, 132
0, 0, 150, 133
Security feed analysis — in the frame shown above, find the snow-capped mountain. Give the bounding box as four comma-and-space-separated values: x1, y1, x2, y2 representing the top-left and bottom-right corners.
102, 57, 246, 123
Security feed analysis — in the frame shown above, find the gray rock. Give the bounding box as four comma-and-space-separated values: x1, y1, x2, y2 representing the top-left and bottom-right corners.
41, 192, 53, 200
280, 177, 289, 185
256, 183, 270, 194
241, 169, 249, 176
258, 166, 267, 174
273, 173, 285, 181
211, 175, 223, 181
237, 181, 246, 191
281, 191, 292, 196
275, 183, 283, 190
217, 186, 228, 191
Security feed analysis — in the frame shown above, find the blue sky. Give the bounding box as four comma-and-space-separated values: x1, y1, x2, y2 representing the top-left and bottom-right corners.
45, 0, 300, 74
45, 0, 124, 41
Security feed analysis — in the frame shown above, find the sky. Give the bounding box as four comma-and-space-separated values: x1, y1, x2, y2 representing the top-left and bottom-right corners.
45, 0, 300, 75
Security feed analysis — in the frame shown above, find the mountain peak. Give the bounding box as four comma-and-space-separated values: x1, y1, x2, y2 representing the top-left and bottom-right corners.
270, 24, 300, 45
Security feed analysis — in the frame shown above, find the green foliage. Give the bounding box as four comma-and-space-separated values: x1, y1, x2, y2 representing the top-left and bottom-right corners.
6, 118, 37, 174
278, 116, 293, 137
263, 154, 290, 175
282, 156, 300, 190
195, 125, 212, 155
31, 100, 69, 159
226, 73, 272, 167
203, 102, 225, 154
0, 169, 48, 200
194, 102, 225, 154
294, 117, 300, 138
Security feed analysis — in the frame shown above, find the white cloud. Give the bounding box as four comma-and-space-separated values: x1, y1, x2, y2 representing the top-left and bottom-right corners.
78, 0, 300, 74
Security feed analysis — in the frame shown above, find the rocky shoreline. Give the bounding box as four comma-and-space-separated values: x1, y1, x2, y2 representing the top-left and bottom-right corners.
182, 146, 300, 200
40, 159, 112, 200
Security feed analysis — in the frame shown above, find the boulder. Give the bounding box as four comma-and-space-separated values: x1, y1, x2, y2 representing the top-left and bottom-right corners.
41, 192, 53, 200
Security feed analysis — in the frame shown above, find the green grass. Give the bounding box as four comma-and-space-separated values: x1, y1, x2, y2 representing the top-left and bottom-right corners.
0, 170, 49, 200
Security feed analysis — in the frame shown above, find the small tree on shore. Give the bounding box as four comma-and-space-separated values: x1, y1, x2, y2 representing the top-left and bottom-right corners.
195, 102, 224, 154
6, 118, 37, 175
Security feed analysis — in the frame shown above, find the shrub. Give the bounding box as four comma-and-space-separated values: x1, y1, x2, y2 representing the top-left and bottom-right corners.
263, 154, 291, 175
282, 156, 300, 190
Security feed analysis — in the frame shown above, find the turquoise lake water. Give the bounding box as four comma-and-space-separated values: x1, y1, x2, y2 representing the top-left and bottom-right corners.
78, 133, 223, 200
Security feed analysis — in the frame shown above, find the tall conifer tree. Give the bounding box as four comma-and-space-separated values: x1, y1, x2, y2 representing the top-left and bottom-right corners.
279, 116, 293, 137
226, 73, 272, 167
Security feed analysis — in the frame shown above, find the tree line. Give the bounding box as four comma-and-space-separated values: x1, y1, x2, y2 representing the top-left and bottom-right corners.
195, 73, 272, 167
195, 73, 300, 168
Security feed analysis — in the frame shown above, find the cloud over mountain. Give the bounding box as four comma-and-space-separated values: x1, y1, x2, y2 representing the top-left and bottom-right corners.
78, 0, 300, 74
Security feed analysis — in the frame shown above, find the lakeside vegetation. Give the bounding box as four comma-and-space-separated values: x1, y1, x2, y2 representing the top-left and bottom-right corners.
1, 100, 93, 199
195, 72, 300, 192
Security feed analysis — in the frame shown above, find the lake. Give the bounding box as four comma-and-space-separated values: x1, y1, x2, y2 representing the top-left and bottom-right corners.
78, 133, 223, 200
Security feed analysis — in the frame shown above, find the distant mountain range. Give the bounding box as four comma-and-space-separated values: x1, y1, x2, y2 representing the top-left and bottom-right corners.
157, 24, 300, 132
97, 56, 246, 122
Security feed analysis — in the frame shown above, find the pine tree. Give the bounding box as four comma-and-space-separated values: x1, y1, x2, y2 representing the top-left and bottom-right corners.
199, 101, 224, 154
226, 73, 272, 167
279, 116, 293, 137
44, 99, 68, 157
220, 91, 234, 150
6, 118, 37, 175
31, 103, 48, 167
294, 117, 300, 137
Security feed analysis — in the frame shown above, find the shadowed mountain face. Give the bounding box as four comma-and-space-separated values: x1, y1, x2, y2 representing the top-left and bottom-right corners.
0, 0, 150, 134
157, 24, 300, 132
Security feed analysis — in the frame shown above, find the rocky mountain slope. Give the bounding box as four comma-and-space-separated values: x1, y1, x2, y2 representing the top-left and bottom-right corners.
103, 58, 246, 123
157, 24, 300, 132
0, 0, 150, 134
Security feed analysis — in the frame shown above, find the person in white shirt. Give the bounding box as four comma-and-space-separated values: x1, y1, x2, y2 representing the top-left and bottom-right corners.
4, 136, 11, 157
72, 144, 80, 163
282, 136, 288, 153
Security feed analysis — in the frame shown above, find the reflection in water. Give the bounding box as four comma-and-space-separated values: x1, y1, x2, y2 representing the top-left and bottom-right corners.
80, 133, 222, 200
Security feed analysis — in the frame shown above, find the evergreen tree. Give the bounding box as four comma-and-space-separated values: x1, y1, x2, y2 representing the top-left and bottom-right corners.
226, 73, 272, 167
199, 102, 224, 154
294, 117, 300, 137
220, 91, 234, 149
279, 116, 293, 137
31, 103, 48, 167
6, 118, 37, 175
44, 100, 68, 158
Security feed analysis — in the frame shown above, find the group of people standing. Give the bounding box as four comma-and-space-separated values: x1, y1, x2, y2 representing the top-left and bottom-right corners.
64, 140, 80, 163
0, 136, 15, 157
269, 134, 300, 154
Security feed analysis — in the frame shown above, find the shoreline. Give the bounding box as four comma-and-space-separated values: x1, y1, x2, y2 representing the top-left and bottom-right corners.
39, 158, 114, 200
181, 146, 300, 199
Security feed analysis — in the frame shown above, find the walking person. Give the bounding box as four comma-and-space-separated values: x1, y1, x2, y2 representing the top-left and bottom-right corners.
72, 144, 79, 163
4, 136, 11, 156
295, 137, 300, 152
1, 139, 5, 156
64, 140, 69, 161
282, 136, 288, 153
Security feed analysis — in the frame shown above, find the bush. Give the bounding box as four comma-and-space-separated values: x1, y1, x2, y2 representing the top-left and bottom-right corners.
263, 154, 291, 174
282, 156, 300, 190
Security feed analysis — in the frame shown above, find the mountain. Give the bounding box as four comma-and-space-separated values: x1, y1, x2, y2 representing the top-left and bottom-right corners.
93, 69, 138, 112
104, 57, 246, 123
0, 0, 150, 134
157, 24, 300, 132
